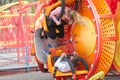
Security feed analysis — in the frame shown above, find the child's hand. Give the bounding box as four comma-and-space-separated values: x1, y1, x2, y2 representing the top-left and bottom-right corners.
68, 20, 73, 25
61, 53, 66, 57
73, 51, 78, 56
56, 19, 61, 25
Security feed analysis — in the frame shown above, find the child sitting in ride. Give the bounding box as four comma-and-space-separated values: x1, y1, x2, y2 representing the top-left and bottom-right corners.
52, 51, 89, 79
44, 6, 86, 39
54, 52, 80, 72
44, 6, 72, 39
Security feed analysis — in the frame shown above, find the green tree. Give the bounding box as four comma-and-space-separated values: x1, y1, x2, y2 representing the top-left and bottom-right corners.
0, 0, 13, 6
0, 0, 39, 6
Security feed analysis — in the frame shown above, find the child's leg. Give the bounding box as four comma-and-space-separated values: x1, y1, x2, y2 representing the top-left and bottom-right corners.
56, 25, 64, 38
46, 26, 56, 39
46, 17, 57, 39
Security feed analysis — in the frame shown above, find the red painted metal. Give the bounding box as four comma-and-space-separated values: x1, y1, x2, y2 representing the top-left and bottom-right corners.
0, 0, 117, 79
34, 0, 57, 20
0, 0, 40, 62
106, 0, 120, 14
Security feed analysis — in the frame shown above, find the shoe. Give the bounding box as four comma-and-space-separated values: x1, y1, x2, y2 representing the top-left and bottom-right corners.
48, 44, 52, 48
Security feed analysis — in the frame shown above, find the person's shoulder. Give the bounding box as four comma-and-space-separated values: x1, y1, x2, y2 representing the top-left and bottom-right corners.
49, 6, 62, 16
54, 6, 62, 11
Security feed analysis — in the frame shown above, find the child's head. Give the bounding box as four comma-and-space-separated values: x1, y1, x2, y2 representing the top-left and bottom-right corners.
66, 9, 74, 20
61, 8, 70, 19
65, 9, 87, 26
61, 10, 73, 25
69, 55, 80, 68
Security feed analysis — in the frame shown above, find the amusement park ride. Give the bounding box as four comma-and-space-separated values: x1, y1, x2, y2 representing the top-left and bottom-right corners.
0, 0, 120, 80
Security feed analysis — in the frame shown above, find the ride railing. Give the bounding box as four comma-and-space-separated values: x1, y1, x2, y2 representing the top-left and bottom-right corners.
0, 1, 39, 71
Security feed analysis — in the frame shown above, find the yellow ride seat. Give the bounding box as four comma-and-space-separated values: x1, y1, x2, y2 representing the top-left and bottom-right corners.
30, 43, 36, 56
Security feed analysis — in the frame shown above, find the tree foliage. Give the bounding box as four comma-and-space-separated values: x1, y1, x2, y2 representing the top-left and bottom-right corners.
0, 0, 39, 6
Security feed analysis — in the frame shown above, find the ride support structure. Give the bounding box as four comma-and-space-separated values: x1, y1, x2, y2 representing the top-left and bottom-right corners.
33, 0, 119, 79
0, 0, 40, 64
0, 0, 120, 79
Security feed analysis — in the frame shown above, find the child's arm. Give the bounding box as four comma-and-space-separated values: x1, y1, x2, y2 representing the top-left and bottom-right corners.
49, 7, 62, 25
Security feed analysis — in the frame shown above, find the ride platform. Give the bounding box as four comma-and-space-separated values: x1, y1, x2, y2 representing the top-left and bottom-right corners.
0, 71, 120, 80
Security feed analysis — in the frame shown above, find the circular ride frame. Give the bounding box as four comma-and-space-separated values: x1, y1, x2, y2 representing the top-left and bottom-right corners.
83, 0, 117, 77
36, 0, 117, 79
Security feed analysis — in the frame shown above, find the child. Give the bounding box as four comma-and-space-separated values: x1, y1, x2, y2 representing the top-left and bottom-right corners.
45, 6, 72, 39
54, 52, 80, 72
46, 6, 86, 39
49, 6, 73, 25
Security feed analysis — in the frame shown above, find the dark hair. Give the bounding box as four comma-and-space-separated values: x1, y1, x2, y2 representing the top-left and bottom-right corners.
71, 56, 80, 68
